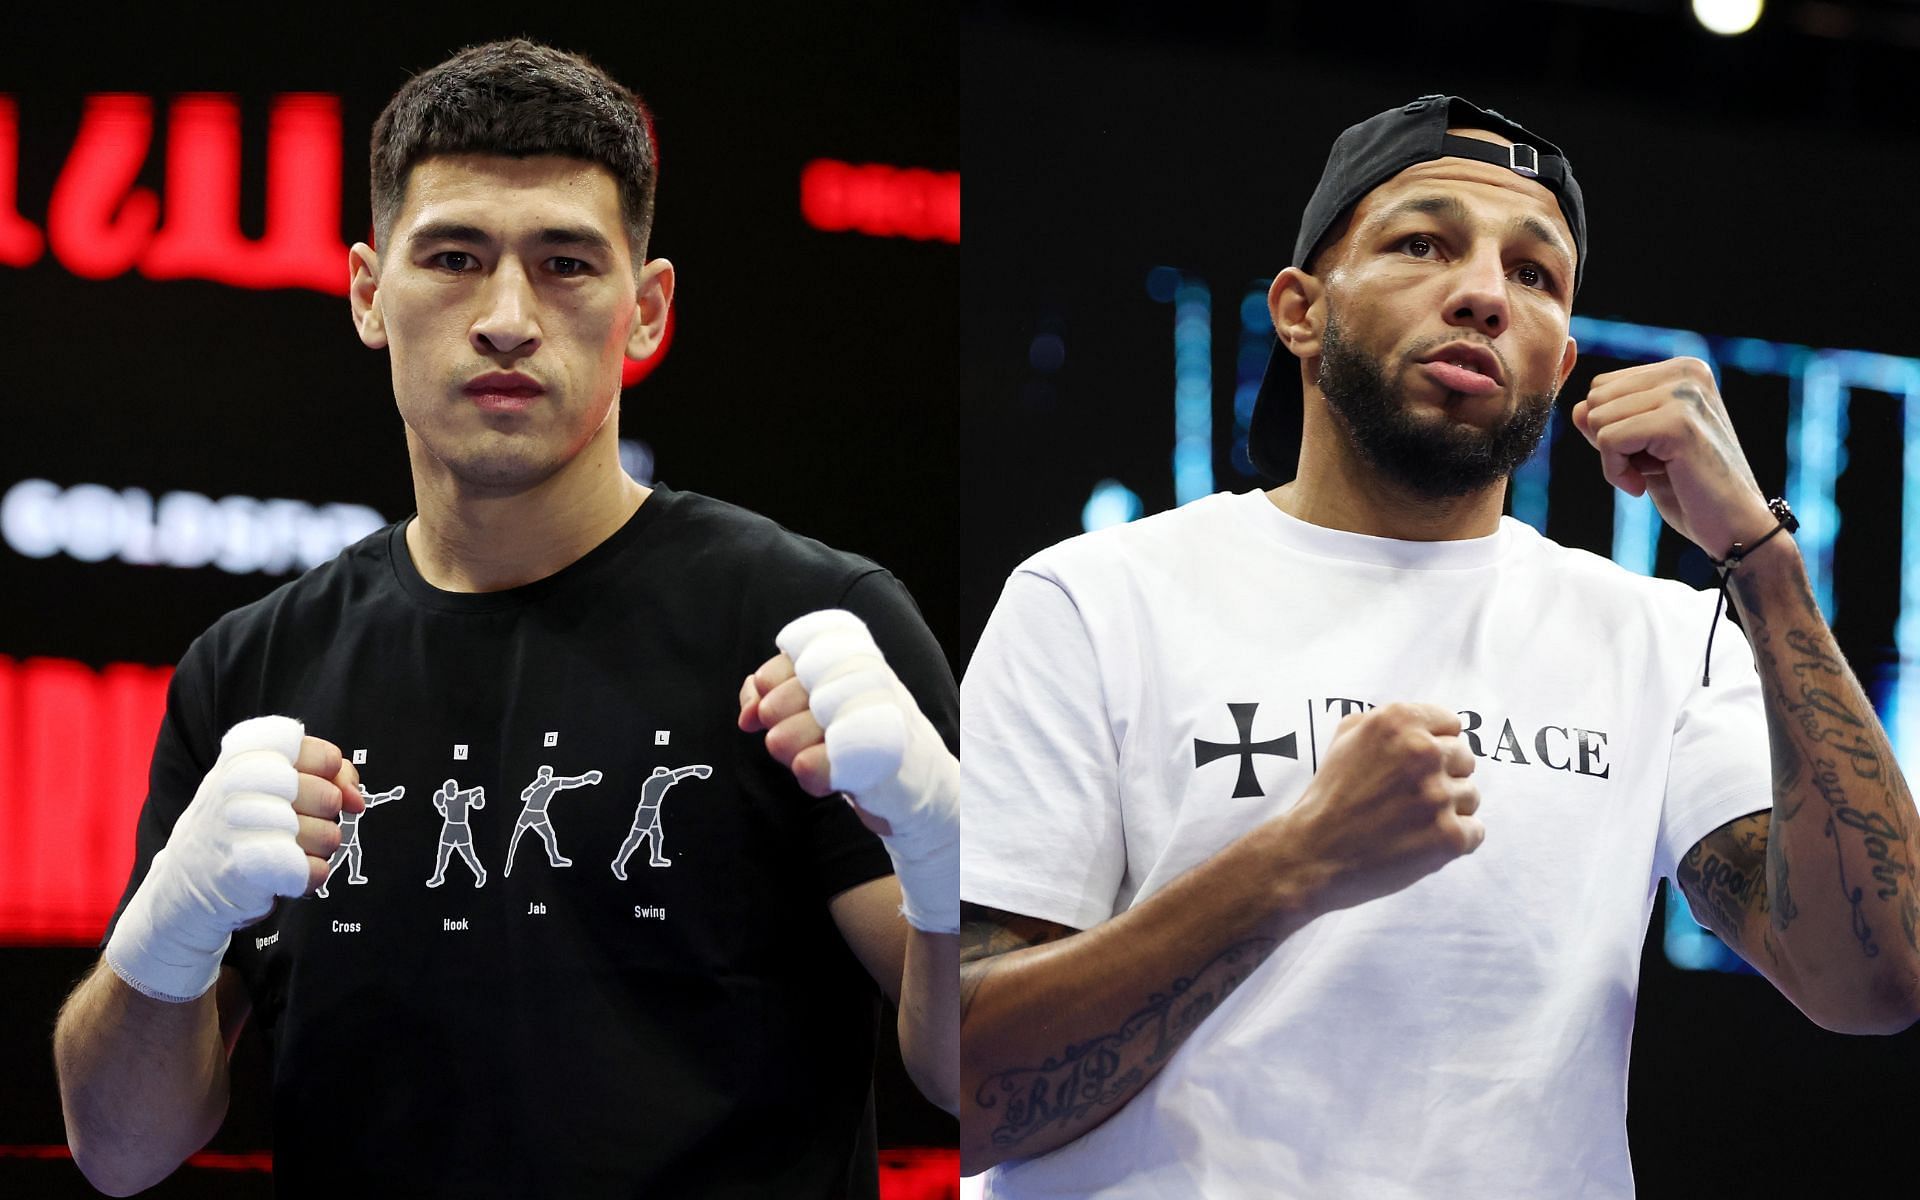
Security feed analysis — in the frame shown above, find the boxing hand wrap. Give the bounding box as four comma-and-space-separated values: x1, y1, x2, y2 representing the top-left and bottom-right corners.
777, 611, 959, 934
105, 716, 310, 1003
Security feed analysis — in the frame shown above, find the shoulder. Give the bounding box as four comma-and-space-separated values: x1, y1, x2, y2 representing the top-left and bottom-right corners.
654, 487, 941, 657
656, 489, 955, 737
181, 522, 397, 675
1014, 491, 1245, 590
1507, 519, 1719, 622
653, 489, 885, 602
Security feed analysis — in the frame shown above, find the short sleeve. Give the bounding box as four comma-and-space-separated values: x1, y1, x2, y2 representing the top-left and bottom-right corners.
839, 569, 958, 754
960, 568, 1126, 931
100, 630, 223, 945
801, 569, 958, 901
1656, 601, 1773, 881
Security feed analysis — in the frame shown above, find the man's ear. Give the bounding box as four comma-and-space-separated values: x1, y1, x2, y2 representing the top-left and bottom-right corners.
625, 258, 675, 360
1557, 335, 1578, 390
1269, 266, 1325, 362
348, 244, 386, 350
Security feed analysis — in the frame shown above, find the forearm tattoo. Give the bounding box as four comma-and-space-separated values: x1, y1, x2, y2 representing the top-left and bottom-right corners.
962, 902, 1274, 1154
1677, 811, 1784, 966
1729, 567, 1919, 960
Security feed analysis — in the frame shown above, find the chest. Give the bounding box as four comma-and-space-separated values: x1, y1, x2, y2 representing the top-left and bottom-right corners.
1093, 568, 1671, 901
224, 602, 834, 1006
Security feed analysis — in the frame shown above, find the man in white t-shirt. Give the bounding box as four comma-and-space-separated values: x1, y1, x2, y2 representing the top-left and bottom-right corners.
958, 95, 1920, 1198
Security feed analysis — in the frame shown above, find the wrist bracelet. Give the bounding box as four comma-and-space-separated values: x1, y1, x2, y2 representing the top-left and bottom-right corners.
1702, 498, 1798, 686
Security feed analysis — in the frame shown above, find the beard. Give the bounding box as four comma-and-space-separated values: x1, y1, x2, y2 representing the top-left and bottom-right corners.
1316, 311, 1556, 500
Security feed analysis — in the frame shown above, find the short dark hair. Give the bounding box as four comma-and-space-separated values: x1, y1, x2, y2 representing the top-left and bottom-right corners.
370, 39, 658, 261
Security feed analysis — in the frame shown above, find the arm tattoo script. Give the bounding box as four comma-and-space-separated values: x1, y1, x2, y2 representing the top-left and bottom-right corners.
1677, 811, 1786, 967
966, 923, 1274, 1154
1731, 567, 1920, 960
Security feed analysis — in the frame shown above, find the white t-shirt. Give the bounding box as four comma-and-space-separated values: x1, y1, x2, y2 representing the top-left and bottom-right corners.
962, 489, 1771, 1199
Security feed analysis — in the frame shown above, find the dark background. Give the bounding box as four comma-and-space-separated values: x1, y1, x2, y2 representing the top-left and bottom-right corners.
962, 0, 1920, 1195
0, 3, 956, 1195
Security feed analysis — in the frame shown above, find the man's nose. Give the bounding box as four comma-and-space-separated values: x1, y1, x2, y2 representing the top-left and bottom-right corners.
1441, 245, 1510, 338
471, 261, 541, 356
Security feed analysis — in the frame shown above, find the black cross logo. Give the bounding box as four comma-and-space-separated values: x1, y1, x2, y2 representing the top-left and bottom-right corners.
1193, 702, 1297, 798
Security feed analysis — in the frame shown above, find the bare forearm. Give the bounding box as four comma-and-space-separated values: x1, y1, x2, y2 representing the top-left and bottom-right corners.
1729, 538, 1920, 1030
898, 929, 959, 1115
959, 821, 1311, 1173
54, 960, 232, 1195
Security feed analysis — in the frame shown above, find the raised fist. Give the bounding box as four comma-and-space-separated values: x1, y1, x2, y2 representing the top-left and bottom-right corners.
1279, 702, 1482, 917
106, 717, 362, 1002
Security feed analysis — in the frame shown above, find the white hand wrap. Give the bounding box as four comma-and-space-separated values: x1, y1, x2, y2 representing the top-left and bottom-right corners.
105, 716, 310, 1003
777, 610, 958, 934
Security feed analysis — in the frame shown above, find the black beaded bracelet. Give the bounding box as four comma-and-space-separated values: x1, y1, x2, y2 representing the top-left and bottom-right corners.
1702, 498, 1799, 687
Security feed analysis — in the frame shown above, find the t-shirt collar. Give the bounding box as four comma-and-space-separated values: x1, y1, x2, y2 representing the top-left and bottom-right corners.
388, 484, 675, 612
1235, 488, 1512, 570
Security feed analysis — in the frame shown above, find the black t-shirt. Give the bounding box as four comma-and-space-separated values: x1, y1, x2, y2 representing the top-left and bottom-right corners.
106, 486, 958, 1199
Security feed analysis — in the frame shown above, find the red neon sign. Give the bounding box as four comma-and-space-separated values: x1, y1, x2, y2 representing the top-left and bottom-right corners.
0, 97, 44, 267
143, 93, 347, 292
877, 1148, 963, 1198
801, 159, 960, 243
4, 92, 676, 380
0, 655, 171, 945
38, 93, 349, 291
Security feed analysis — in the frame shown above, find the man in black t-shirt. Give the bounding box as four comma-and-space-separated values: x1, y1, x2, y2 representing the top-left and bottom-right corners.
51, 38, 959, 1199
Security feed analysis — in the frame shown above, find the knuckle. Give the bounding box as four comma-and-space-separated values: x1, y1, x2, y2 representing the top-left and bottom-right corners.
763, 727, 797, 765
1448, 738, 1477, 774
1398, 728, 1439, 764
753, 691, 787, 725
308, 824, 340, 858
772, 679, 813, 720
794, 750, 834, 797
305, 737, 340, 769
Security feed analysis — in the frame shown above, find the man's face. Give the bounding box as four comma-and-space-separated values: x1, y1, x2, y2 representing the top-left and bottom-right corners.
362, 154, 645, 493
1308, 136, 1578, 498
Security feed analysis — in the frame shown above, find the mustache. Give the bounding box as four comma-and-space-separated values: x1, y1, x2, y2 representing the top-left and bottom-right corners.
1400, 333, 1515, 388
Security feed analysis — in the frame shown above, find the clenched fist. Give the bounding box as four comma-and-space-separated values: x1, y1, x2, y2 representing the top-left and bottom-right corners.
1570, 357, 1775, 558
739, 610, 959, 933
1278, 702, 1482, 917
106, 717, 362, 1003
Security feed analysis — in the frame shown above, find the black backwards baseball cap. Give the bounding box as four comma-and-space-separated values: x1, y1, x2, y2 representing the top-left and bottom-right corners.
1246, 94, 1587, 479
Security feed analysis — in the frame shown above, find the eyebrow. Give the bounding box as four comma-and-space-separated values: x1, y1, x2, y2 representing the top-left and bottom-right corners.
407, 221, 617, 255
1376, 194, 1574, 278
1510, 214, 1575, 277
